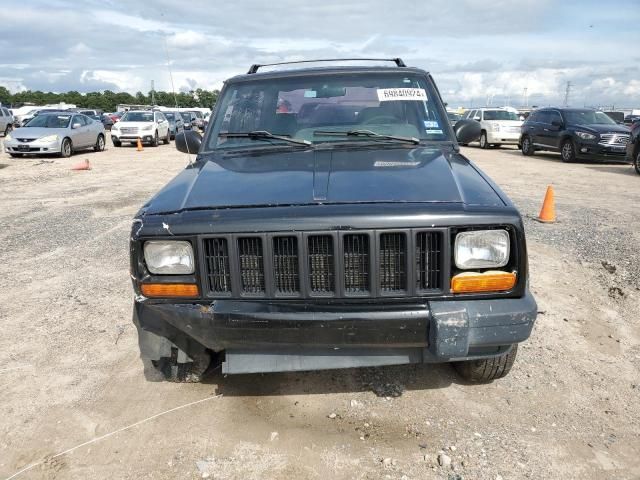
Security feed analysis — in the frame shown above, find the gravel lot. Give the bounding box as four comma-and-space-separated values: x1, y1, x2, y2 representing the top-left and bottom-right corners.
0, 139, 638, 480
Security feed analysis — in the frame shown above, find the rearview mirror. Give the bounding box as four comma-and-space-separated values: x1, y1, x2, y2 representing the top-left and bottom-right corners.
454, 119, 482, 145
175, 130, 202, 154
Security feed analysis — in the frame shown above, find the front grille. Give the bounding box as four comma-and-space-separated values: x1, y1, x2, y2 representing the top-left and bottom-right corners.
599, 133, 629, 146
201, 230, 443, 297
203, 238, 231, 293
121, 127, 138, 134
238, 237, 265, 294
308, 235, 335, 294
380, 233, 407, 292
343, 234, 370, 293
273, 236, 299, 294
17, 138, 35, 143
416, 232, 442, 290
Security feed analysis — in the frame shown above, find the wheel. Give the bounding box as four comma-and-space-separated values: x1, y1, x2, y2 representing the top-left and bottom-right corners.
453, 344, 518, 382
4, 124, 12, 136
521, 135, 534, 156
9, 153, 23, 158
94, 134, 105, 152
151, 347, 210, 383
163, 130, 170, 145
60, 138, 72, 158
151, 131, 158, 147
479, 131, 489, 149
112, 138, 121, 147
561, 138, 576, 163
634, 152, 640, 175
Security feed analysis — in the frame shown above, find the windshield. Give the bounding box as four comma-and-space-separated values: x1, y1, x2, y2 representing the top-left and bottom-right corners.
165, 113, 175, 120
447, 112, 462, 121
483, 110, 519, 121
207, 72, 450, 150
25, 114, 71, 128
181, 112, 191, 121
564, 110, 617, 125
121, 111, 153, 122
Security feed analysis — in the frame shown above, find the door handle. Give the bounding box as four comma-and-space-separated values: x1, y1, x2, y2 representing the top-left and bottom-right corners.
529, 126, 535, 129
543, 128, 550, 131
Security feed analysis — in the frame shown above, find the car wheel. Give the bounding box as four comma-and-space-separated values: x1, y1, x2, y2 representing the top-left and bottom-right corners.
151, 131, 158, 147
113, 138, 121, 147
163, 130, 170, 144
4, 124, 12, 136
453, 344, 518, 382
151, 348, 210, 383
561, 138, 576, 163
479, 131, 489, 149
521, 135, 534, 156
94, 134, 105, 152
634, 152, 640, 175
60, 138, 72, 158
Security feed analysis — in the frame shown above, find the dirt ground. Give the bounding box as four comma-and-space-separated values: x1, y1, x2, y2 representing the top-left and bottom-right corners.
0, 137, 638, 480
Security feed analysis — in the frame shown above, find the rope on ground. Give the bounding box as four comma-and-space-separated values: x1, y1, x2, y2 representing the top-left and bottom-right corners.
5, 394, 222, 480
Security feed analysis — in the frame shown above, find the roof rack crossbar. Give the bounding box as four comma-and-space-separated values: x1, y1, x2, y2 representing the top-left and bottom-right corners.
247, 58, 406, 74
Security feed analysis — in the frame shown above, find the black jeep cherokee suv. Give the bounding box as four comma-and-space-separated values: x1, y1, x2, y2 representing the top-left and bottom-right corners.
519, 107, 631, 162
130, 59, 537, 383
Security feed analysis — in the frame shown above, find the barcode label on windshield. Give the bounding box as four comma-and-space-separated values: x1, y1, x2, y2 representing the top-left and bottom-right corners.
377, 88, 427, 102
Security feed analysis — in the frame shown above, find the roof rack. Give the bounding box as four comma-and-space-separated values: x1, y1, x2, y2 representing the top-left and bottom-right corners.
247, 58, 406, 74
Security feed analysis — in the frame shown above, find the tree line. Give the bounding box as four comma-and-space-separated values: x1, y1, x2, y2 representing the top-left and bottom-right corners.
0, 86, 219, 112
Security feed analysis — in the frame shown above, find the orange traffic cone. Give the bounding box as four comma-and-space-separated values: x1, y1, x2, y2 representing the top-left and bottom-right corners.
71, 159, 91, 171
137, 138, 143, 151
537, 185, 556, 223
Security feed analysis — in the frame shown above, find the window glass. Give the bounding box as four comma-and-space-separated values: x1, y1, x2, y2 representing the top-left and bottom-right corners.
548, 111, 562, 124
122, 111, 154, 122
25, 114, 72, 128
483, 110, 519, 121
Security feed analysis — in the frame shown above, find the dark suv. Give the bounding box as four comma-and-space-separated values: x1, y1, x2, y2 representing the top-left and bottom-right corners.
130, 59, 537, 383
519, 108, 631, 162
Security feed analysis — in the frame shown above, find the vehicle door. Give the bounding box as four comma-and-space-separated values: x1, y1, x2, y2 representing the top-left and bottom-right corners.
0, 108, 7, 131
545, 110, 564, 150
530, 111, 551, 148
523, 110, 540, 144
155, 112, 169, 137
73, 115, 91, 147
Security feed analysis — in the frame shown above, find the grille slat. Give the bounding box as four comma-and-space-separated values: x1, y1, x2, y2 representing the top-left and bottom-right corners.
308, 235, 335, 294
416, 232, 442, 290
273, 237, 299, 294
344, 234, 370, 293
203, 238, 231, 293
599, 133, 629, 146
238, 237, 265, 294
380, 233, 407, 292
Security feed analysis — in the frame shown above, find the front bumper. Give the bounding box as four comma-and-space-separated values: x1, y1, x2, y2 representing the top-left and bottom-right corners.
3, 137, 62, 154
134, 290, 537, 373
112, 132, 155, 143
487, 130, 520, 144
575, 140, 628, 160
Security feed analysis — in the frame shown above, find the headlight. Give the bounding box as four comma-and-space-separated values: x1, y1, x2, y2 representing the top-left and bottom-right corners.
454, 229, 510, 270
142, 125, 153, 131
490, 123, 501, 132
575, 131, 596, 140
112, 124, 119, 130
143, 240, 194, 274
39, 134, 59, 143
5, 133, 12, 141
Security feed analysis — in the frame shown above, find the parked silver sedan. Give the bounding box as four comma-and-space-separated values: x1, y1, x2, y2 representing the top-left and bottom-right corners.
3, 112, 106, 158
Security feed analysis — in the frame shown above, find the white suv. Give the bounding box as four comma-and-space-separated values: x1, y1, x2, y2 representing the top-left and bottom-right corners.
111, 110, 170, 147
464, 108, 523, 149
0, 106, 14, 136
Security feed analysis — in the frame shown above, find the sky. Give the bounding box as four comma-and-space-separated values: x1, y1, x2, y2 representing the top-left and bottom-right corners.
1, 0, 639, 108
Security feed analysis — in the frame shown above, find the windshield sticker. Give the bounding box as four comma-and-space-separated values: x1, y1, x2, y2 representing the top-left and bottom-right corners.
304, 90, 317, 98
426, 129, 443, 134
374, 160, 421, 167
423, 120, 439, 128
377, 88, 427, 102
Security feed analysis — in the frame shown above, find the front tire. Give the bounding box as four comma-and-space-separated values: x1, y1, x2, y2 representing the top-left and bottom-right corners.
150, 131, 158, 147
113, 138, 121, 147
634, 152, 640, 175
60, 138, 72, 158
4, 124, 12, 136
521, 135, 534, 156
479, 131, 489, 149
163, 130, 170, 144
561, 138, 576, 163
94, 134, 105, 152
453, 344, 518, 382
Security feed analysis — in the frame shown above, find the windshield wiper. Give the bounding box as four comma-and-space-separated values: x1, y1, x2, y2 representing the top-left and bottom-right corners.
219, 130, 312, 146
313, 129, 420, 145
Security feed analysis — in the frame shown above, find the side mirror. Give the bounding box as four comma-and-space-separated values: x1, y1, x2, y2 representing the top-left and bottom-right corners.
175, 130, 202, 154
454, 119, 482, 145
72, 123, 81, 129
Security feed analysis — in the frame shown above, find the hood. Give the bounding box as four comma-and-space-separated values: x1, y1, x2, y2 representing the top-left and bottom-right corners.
11, 126, 68, 138
570, 123, 630, 134
143, 146, 505, 215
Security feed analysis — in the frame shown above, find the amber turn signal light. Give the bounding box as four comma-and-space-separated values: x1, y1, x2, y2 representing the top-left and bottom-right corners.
451, 271, 516, 294
140, 283, 199, 298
